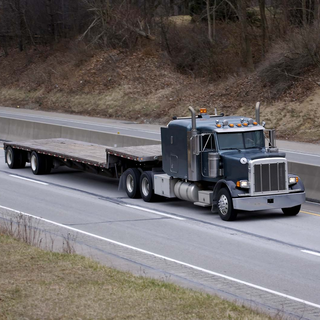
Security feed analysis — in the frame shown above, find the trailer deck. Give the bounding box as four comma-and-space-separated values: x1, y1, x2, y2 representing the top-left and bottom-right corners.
4, 138, 162, 168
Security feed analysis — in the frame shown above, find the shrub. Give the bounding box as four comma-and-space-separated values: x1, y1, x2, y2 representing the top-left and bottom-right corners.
258, 24, 320, 98
158, 22, 242, 80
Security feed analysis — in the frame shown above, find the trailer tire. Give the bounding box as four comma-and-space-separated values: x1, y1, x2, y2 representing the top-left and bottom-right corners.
282, 205, 301, 216
217, 188, 237, 221
30, 151, 48, 175
140, 171, 157, 202
124, 168, 141, 198
6, 147, 25, 169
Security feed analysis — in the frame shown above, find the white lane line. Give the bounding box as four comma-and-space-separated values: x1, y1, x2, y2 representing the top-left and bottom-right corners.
9, 175, 48, 186
0, 205, 320, 310
302, 250, 320, 257
125, 204, 185, 221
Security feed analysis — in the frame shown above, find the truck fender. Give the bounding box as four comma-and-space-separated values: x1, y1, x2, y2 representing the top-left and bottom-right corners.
211, 180, 238, 213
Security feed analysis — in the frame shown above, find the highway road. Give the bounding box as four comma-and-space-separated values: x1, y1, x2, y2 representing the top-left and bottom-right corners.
1, 147, 320, 319
1, 106, 320, 318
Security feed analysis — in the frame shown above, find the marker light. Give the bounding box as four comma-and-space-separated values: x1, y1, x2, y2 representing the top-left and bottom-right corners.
253, 121, 258, 125
237, 123, 242, 127
229, 124, 234, 127
243, 123, 248, 126
200, 108, 207, 114
216, 124, 221, 128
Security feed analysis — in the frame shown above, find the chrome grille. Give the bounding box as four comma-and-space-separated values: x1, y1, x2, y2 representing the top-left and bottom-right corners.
253, 162, 286, 193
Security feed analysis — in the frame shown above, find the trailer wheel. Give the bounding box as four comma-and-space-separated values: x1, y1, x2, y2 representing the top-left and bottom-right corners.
6, 147, 25, 169
140, 171, 157, 202
30, 151, 49, 175
282, 205, 301, 216
124, 168, 141, 198
217, 188, 237, 221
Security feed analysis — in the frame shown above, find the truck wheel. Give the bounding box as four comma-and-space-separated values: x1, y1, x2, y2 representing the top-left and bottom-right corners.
6, 147, 25, 169
124, 168, 141, 198
30, 151, 48, 175
140, 171, 156, 202
217, 188, 238, 221
282, 205, 301, 216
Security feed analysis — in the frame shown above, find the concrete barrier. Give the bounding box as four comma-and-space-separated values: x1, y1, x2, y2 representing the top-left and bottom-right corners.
1, 117, 318, 202
288, 162, 320, 202
0, 117, 160, 147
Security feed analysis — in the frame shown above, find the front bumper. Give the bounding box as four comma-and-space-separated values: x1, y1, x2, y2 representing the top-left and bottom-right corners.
232, 192, 306, 211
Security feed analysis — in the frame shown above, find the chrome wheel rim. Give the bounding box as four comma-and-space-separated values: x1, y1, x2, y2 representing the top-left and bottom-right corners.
6, 149, 13, 166
31, 154, 37, 172
218, 194, 228, 215
141, 177, 150, 197
126, 174, 134, 193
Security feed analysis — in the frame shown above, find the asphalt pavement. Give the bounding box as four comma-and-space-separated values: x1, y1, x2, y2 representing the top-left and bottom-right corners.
1, 152, 320, 319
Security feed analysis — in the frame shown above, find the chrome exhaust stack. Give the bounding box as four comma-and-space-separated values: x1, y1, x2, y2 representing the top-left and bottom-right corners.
255, 102, 260, 124
188, 106, 200, 181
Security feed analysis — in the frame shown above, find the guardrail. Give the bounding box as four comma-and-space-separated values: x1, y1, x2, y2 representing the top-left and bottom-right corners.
288, 162, 320, 202
0, 117, 160, 147
1, 116, 318, 202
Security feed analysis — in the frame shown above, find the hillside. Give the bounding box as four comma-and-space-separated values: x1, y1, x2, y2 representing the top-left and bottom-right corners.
1, 43, 320, 143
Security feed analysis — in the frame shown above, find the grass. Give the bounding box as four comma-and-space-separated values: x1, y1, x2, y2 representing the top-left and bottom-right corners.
0, 233, 276, 320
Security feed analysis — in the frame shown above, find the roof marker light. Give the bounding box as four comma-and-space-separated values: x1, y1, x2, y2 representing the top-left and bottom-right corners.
200, 108, 207, 114
216, 124, 222, 128
253, 121, 258, 125
243, 123, 248, 127
229, 124, 234, 127
237, 123, 242, 127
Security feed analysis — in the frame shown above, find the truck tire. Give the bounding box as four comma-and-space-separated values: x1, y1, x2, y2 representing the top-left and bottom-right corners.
30, 151, 49, 175
140, 171, 157, 202
6, 147, 25, 169
282, 205, 301, 216
217, 188, 238, 221
124, 168, 141, 198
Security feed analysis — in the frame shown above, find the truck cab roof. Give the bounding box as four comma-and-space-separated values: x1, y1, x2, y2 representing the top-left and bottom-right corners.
169, 114, 264, 133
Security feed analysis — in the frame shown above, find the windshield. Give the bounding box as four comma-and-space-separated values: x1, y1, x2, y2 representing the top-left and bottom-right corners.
217, 131, 265, 150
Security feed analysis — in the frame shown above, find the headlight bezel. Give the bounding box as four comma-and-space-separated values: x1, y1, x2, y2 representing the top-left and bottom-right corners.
236, 180, 250, 189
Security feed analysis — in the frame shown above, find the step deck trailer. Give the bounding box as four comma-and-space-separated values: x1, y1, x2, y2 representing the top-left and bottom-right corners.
4, 138, 162, 183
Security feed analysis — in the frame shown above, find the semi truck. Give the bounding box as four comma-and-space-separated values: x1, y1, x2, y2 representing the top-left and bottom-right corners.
3, 106, 305, 221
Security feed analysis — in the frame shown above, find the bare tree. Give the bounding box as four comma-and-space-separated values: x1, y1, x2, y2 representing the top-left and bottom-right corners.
258, 0, 268, 56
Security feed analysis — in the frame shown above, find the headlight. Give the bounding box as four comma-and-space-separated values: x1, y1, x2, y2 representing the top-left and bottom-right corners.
289, 176, 299, 185
236, 180, 250, 188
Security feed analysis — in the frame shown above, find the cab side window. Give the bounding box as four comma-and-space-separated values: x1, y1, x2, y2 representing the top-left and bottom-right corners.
201, 134, 216, 151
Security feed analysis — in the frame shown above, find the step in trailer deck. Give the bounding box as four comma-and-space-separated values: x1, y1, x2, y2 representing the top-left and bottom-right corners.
4, 139, 162, 191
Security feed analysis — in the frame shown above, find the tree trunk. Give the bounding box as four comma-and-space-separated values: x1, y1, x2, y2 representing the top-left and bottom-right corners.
15, 0, 24, 51
207, 0, 213, 43
314, 0, 320, 23
282, 0, 289, 33
302, 0, 307, 25
212, 0, 217, 42
237, 0, 254, 71
258, 0, 268, 56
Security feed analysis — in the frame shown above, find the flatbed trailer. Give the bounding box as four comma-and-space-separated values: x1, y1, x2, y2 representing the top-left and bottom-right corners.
4, 138, 162, 178
3, 105, 306, 221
